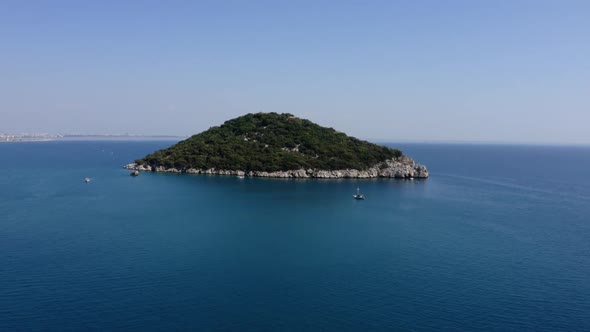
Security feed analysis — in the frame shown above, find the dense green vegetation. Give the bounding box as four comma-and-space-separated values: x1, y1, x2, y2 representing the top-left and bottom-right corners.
136, 113, 402, 172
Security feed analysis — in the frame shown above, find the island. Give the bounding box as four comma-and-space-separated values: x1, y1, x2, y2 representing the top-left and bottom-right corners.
125, 113, 428, 179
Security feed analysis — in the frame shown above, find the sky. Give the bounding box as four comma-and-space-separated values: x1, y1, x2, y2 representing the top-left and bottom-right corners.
1, 0, 589, 144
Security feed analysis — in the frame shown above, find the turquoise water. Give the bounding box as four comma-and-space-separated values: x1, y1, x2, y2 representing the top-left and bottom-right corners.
1, 141, 589, 331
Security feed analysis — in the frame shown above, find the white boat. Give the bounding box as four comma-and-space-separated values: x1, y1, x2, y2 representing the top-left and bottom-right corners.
353, 187, 365, 200
84, 177, 91, 183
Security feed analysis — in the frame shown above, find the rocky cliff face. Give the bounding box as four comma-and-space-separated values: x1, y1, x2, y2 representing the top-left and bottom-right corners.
124, 156, 428, 179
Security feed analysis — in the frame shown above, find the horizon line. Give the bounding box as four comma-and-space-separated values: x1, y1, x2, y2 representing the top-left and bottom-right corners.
2, 132, 589, 147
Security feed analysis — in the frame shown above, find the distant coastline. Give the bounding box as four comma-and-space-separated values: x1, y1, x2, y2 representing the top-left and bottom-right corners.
0, 134, 186, 143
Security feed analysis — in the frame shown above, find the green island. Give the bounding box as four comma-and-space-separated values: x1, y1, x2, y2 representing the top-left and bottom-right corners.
126, 113, 428, 179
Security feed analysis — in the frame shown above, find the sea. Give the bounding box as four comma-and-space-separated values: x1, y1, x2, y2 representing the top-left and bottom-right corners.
1, 140, 589, 331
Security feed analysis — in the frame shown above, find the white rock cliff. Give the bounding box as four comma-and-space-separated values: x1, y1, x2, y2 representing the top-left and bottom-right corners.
124, 156, 428, 179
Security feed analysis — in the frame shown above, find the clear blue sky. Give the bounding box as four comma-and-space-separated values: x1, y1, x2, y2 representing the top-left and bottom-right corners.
1, 0, 588, 144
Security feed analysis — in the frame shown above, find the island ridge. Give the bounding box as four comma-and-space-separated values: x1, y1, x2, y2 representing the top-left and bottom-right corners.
125, 113, 428, 179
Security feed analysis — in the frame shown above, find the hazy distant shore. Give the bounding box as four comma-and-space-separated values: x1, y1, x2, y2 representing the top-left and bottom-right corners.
0, 134, 185, 143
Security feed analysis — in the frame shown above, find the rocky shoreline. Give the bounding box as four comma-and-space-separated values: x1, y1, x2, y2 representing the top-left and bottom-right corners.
124, 156, 428, 179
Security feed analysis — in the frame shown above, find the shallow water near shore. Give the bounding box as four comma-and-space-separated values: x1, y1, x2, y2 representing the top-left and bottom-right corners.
1, 141, 589, 331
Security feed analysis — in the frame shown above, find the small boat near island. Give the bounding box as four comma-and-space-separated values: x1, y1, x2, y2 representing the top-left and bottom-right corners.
353, 187, 365, 200
130, 170, 140, 177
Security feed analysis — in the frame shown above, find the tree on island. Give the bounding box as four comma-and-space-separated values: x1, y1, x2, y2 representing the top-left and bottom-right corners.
135, 112, 404, 172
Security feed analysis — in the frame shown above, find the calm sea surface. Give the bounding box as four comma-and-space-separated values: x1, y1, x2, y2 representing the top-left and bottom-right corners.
1, 141, 589, 331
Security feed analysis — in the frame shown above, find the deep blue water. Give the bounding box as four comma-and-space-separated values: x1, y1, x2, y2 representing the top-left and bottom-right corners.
1, 141, 589, 331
